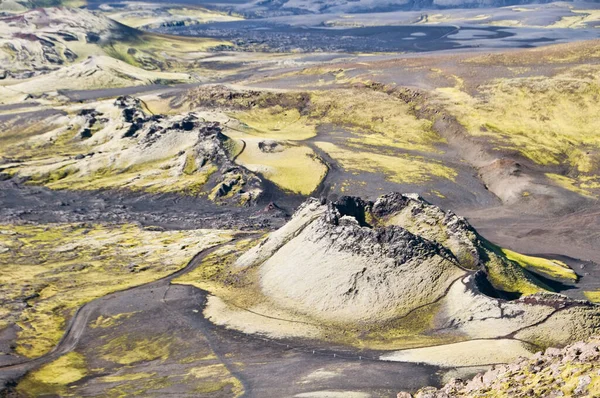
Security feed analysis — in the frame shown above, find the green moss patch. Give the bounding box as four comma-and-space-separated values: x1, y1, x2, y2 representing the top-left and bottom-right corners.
584, 290, 600, 303
437, 67, 600, 196
315, 141, 456, 184
101, 335, 171, 365
502, 248, 577, 281
17, 352, 87, 396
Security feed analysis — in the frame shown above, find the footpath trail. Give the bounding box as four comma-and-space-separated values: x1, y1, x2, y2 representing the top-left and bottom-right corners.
0, 237, 251, 385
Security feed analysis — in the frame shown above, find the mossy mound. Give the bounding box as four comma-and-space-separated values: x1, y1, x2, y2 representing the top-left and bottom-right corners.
367, 193, 570, 295
238, 192, 569, 310
242, 196, 465, 323
188, 193, 600, 356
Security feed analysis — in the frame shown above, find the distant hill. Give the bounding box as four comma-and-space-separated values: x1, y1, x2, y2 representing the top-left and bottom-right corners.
0, 0, 83, 13
233, 0, 600, 15
4, 0, 599, 16
0, 7, 227, 99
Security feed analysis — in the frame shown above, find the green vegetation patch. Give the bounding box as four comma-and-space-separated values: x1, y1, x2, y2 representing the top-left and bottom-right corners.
235, 141, 327, 195
502, 248, 577, 281
584, 290, 600, 304
310, 90, 440, 153
101, 334, 171, 365
546, 173, 600, 198
187, 364, 244, 396
0, 117, 82, 160
17, 352, 87, 397
3, 107, 240, 199
483, 242, 553, 296
104, 375, 174, 397
94, 329, 245, 397
360, 301, 463, 350
315, 141, 456, 184
103, 32, 231, 74
108, 5, 242, 29
29, 155, 218, 198
234, 107, 317, 141
100, 372, 155, 383
91, 312, 138, 329
174, 237, 259, 289
231, 88, 441, 153
437, 67, 600, 196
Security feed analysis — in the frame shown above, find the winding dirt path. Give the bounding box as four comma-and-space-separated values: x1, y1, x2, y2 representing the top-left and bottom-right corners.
0, 232, 440, 397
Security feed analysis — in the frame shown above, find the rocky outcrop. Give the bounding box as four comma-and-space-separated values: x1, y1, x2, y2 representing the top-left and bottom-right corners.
73, 108, 106, 140
401, 336, 600, 398
195, 121, 263, 205
116, 96, 262, 205
254, 198, 465, 322
173, 85, 311, 113
13, 95, 264, 205
369, 192, 482, 268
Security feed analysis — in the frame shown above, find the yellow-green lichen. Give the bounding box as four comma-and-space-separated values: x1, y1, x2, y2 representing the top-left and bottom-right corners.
0, 223, 233, 358
502, 248, 577, 281
17, 352, 87, 396
584, 290, 600, 303
483, 243, 551, 296
235, 142, 327, 195
91, 312, 138, 329
101, 335, 171, 365
100, 372, 155, 383
315, 141, 456, 184
187, 364, 244, 396
233, 107, 317, 141
437, 68, 600, 196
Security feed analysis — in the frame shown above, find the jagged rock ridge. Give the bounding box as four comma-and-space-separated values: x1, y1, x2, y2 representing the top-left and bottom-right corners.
11, 95, 263, 205
110, 96, 264, 205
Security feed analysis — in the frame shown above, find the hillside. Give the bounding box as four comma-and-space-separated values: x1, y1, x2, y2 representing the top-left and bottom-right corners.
0, 7, 229, 99
1, 2, 600, 396
401, 336, 600, 397
231, 0, 598, 16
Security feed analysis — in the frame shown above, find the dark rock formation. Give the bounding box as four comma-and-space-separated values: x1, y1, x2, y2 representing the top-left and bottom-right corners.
75, 108, 104, 139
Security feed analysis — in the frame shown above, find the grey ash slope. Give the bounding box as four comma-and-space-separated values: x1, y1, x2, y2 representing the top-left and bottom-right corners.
244, 195, 468, 322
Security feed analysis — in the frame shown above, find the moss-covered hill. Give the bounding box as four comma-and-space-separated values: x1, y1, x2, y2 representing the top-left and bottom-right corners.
0, 96, 263, 205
